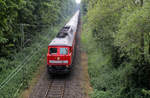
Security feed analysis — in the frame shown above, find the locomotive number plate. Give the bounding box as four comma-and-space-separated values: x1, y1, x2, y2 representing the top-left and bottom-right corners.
49, 60, 68, 64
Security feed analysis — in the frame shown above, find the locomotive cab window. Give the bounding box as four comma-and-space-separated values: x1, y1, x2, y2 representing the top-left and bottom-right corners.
50, 48, 57, 54
60, 48, 68, 55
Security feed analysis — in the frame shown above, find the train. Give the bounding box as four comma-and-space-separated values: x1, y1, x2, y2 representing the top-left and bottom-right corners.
47, 10, 80, 74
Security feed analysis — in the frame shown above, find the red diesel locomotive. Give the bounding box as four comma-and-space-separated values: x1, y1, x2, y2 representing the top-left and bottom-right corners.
47, 10, 80, 74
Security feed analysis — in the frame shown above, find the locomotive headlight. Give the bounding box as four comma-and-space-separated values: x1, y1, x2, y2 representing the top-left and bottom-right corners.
63, 60, 68, 63
66, 65, 69, 68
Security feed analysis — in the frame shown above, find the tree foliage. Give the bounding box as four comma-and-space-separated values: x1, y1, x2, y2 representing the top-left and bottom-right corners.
82, 0, 150, 97
0, 0, 76, 57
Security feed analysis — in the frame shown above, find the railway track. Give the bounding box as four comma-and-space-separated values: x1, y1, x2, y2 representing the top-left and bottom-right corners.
44, 77, 66, 98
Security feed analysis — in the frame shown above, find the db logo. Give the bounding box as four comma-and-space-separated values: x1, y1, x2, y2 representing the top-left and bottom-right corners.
57, 57, 60, 60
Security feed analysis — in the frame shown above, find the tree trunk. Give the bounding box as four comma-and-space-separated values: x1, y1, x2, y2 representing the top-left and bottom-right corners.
141, 32, 144, 62
149, 40, 150, 56
140, 0, 143, 7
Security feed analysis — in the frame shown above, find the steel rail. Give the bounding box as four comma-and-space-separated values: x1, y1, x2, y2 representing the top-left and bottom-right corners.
44, 79, 54, 98
44, 78, 66, 98
61, 80, 66, 98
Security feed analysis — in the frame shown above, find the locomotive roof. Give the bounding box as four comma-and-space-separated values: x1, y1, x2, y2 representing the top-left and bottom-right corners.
49, 37, 73, 47
49, 10, 80, 47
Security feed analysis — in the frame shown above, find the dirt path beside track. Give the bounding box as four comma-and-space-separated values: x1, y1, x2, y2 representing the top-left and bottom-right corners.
21, 18, 92, 98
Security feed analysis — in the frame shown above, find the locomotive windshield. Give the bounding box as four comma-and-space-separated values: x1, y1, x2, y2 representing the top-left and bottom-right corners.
50, 48, 57, 54
60, 48, 68, 55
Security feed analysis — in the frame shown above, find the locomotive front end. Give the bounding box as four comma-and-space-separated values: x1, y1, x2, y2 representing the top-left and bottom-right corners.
47, 46, 72, 74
